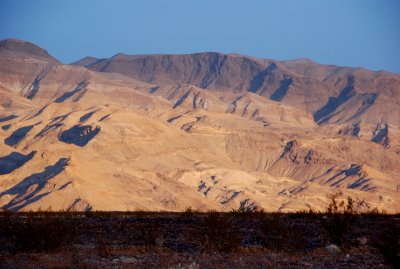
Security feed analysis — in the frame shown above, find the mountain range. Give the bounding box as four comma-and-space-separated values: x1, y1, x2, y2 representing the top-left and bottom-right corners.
0, 39, 399, 212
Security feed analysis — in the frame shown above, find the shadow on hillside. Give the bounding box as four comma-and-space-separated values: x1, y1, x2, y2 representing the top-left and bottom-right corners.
54, 81, 88, 103
1, 124, 11, 131
4, 125, 34, 146
99, 113, 111, 122
313, 75, 356, 124
80, 109, 100, 123
149, 86, 159, 93
59, 125, 100, 147
173, 90, 191, 109
323, 164, 376, 192
25, 66, 51, 100
0, 151, 36, 175
249, 63, 276, 93
0, 158, 69, 211
25, 78, 41, 99
371, 123, 389, 148
270, 75, 293, 102
0, 114, 18, 123
35, 123, 63, 138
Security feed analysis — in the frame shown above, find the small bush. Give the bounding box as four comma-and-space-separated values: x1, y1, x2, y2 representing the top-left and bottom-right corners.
291, 209, 319, 219
182, 206, 197, 218
229, 207, 260, 220
362, 207, 387, 216
197, 211, 241, 252
322, 192, 364, 246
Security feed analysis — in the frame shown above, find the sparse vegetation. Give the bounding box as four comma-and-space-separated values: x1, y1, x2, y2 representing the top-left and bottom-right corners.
0, 209, 398, 268
182, 206, 197, 218
322, 192, 362, 246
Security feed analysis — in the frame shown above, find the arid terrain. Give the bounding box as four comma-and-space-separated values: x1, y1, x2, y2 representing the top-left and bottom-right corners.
0, 210, 399, 268
0, 39, 400, 213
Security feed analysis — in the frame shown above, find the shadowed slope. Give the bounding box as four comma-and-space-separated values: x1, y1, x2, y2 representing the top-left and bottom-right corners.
270, 74, 293, 101
0, 115, 18, 123
0, 158, 69, 211
59, 125, 100, 147
55, 81, 89, 103
4, 125, 35, 147
313, 75, 356, 124
0, 151, 36, 175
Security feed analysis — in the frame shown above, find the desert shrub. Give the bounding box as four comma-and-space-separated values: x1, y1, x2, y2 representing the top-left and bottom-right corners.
1, 214, 76, 252
260, 215, 305, 251
362, 207, 387, 216
182, 206, 197, 218
372, 223, 400, 268
132, 210, 150, 219
291, 209, 319, 219
197, 211, 241, 252
229, 207, 260, 220
322, 192, 364, 246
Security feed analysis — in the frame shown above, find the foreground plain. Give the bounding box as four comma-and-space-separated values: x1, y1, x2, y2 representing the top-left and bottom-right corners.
0, 211, 399, 268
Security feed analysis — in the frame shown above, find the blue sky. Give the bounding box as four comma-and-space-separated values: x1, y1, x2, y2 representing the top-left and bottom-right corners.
0, 0, 399, 72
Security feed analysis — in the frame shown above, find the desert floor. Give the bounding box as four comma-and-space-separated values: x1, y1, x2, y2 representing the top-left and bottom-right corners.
0, 211, 399, 269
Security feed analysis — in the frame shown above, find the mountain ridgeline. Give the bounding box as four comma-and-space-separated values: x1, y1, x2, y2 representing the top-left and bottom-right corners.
75, 51, 400, 126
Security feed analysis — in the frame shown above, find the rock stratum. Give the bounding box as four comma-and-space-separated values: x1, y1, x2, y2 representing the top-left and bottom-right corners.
0, 39, 399, 212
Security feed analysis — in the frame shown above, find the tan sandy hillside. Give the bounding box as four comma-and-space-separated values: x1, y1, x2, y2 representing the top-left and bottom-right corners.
0, 39, 399, 212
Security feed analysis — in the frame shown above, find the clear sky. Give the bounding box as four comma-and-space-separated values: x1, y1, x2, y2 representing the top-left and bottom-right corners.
0, 0, 399, 73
